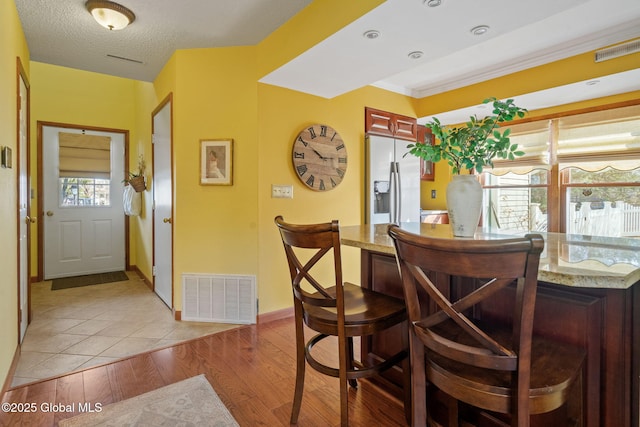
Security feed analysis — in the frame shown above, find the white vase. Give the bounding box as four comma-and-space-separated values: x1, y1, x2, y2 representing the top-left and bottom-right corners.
446, 175, 482, 237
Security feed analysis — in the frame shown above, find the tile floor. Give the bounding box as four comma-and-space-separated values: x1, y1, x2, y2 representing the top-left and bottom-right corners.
11, 271, 242, 387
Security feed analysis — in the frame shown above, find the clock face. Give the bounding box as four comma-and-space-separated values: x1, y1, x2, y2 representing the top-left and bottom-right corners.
292, 124, 347, 191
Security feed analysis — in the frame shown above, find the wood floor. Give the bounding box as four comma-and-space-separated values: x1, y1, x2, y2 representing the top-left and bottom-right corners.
0, 317, 407, 426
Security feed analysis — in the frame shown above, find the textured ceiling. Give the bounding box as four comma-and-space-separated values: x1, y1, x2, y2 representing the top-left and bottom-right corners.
14, 0, 640, 120
15, 0, 313, 82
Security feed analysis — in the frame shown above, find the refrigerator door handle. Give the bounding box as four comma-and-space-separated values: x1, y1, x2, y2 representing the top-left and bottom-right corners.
396, 163, 402, 223
389, 162, 400, 224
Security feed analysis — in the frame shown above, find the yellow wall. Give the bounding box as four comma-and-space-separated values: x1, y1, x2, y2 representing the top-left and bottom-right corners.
29, 62, 156, 278
3, 0, 640, 389
416, 48, 640, 210
164, 1, 409, 313
415, 48, 640, 118
167, 47, 260, 311
129, 80, 159, 281
257, 84, 416, 312
0, 0, 30, 390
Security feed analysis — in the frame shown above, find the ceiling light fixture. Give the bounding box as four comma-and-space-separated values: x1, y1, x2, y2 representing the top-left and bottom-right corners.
363, 30, 380, 40
424, 0, 442, 7
586, 80, 600, 86
408, 51, 424, 60
470, 25, 490, 36
86, 0, 135, 31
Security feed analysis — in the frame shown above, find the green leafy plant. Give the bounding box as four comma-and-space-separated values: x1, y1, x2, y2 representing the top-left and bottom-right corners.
406, 97, 528, 174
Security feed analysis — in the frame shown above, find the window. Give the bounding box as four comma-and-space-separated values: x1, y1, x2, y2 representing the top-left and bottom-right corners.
562, 167, 640, 237
482, 103, 640, 238
483, 170, 549, 232
60, 178, 111, 206
58, 132, 112, 207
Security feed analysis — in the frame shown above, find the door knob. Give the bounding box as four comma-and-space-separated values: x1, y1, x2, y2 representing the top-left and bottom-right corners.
46, 210, 54, 217
163, 217, 172, 224
25, 216, 36, 224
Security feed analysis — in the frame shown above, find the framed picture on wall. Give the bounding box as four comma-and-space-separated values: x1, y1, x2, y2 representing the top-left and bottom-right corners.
418, 127, 434, 181
200, 139, 233, 185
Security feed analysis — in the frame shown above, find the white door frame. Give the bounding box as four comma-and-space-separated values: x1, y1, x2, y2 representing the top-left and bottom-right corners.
152, 94, 174, 309
17, 60, 31, 342
37, 121, 130, 280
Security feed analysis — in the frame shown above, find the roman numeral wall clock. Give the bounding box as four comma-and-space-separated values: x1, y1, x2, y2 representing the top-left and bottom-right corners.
292, 124, 348, 191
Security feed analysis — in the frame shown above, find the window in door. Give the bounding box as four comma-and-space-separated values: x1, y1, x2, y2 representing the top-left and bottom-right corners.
58, 132, 111, 207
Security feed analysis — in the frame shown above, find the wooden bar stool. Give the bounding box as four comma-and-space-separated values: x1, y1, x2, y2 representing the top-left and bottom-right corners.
275, 216, 411, 426
388, 224, 585, 427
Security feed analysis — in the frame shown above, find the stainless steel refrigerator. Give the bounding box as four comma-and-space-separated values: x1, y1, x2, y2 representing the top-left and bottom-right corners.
365, 134, 421, 224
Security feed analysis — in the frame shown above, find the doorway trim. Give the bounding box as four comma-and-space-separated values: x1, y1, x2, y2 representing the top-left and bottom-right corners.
16, 57, 31, 340
36, 121, 130, 281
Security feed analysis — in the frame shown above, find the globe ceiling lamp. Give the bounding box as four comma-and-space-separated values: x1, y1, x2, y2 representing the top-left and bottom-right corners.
85, 0, 135, 31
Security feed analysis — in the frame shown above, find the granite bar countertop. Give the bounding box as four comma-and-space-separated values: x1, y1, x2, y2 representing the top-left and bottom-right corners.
340, 223, 640, 290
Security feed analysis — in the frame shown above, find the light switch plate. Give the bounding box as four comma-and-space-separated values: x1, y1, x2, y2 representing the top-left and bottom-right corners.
272, 184, 293, 199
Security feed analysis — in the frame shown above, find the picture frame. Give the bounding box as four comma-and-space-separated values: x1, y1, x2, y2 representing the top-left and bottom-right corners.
1, 146, 12, 169
418, 127, 435, 181
200, 139, 233, 185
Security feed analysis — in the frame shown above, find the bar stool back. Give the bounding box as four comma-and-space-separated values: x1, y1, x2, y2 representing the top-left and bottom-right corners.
275, 216, 411, 426
389, 224, 585, 427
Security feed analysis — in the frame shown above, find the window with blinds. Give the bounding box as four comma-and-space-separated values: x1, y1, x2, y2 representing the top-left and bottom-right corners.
481, 103, 640, 237
489, 120, 550, 174
58, 132, 111, 178
557, 104, 640, 171
58, 132, 112, 207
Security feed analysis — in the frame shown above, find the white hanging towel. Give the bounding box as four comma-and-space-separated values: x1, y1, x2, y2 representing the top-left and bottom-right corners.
123, 185, 141, 216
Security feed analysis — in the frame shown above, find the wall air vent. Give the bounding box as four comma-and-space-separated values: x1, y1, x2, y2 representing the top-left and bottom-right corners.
595, 39, 640, 62
182, 273, 256, 324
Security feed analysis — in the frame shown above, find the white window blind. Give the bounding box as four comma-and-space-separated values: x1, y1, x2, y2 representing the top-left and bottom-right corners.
59, 132, 111, 178
488, 120, 550, 175
557, 104, 640, 171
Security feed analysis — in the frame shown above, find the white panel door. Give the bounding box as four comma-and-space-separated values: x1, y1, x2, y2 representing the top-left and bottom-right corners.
152, 100, 173, 308
18, 72, 30, 342
43, 126, 125, 279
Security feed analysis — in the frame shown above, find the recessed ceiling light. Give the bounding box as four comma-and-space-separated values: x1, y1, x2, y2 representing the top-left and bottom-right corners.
408, 51, 424, 60
424, 0, 442, 7
363, 30, 380, 40
586, 80, 600, 86
470, 25, 490, 36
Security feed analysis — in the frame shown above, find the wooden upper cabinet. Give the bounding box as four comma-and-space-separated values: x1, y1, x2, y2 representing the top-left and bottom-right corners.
365, 107, 417, 141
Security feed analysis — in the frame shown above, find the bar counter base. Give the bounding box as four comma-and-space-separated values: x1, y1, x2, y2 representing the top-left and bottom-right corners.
360, 247, 638, 427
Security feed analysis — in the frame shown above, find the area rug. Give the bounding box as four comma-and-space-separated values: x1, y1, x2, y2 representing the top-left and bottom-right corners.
59, 374, 239, 426
51, 271, 129, 290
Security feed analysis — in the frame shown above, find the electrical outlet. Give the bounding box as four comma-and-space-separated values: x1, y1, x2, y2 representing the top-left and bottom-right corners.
431, 189, 437, 199
272, 184, 293, 199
